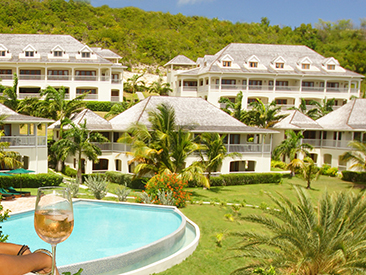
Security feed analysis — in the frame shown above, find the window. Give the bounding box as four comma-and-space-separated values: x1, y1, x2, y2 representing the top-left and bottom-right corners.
223, 61, 231, 67
183, 81, 197, 86
302, 81, 314, 87
230, 134, 240, 144
221, 79, 236, 85
111, 90, 119, 97
275, 99, 287, 105
327, 64, 335, 70
20, 70, 40, 75
249, 80, 262, 86
93, 159, 108, 170
200, 80, 203, 86
53, 51, 63, 57
0, 51, 5, 57
48, 70, 69, 80
81, 52, 90, 58
276, 81, 288, 86
248, 98, 257, 104
327, 82, 339, 88
302, 64, 310, 69
303, 131, 316, 139
275, 63, 284, 69
230, 161, 240, 172
249, 62, 258, 68
25, 51, 34, 57
0, 69, 12, 75
206, 79, 209, 85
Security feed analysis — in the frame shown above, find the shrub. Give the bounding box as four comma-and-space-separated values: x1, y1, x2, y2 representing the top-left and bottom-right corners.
0, 201, 9, 242
115, 186, 131, 202
204, 173, 283, 187
65, 178, 80, 198
130, 177, 148, 189
105, 171, 132, 186
157, 189, 176, 206
84, 174, 108, 200
63, 165, 77, 177
145, 172, 190, 208
271, 160, 287, 170
342, 171, 366, 183
0, 174, 62, 188
320, 164, 338, 177
86, 101, 114, 112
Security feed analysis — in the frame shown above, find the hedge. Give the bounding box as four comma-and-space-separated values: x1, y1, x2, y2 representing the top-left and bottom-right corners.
191, 173, 283, 187
0, 174, 63, 188
62, 165, 77, 177
82, 172, 147, 189
342, 171, 366, 183
86, 101, 115, 112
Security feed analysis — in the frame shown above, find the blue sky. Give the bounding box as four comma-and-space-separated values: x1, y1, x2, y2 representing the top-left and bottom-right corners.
90, 0, 366, 28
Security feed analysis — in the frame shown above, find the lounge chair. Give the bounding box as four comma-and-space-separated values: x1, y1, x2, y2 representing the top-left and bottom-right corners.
0, 188, 22, 198
0, 193, 14, 200
6, 187, 31, 197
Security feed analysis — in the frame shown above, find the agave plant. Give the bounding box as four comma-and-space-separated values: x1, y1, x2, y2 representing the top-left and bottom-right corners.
115, 186, 131, 202
84, 174, 108, 200
229, 186, 366, 275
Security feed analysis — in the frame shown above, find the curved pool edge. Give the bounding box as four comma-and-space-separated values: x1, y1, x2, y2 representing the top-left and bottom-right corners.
121, 215, 200, 275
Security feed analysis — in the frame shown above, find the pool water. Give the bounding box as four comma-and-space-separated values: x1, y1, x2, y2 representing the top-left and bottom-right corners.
3, 200, 183, 267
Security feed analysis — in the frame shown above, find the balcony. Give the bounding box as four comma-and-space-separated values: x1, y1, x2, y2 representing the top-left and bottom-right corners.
0, 74, 13, 80
302, 138, 351, 149
18, 93, 41, 99
301, 87, 324, 92
47, 75, 71, 81
19, 75, 44, 80
225, 144, 271, 153
326, 87, 349, 93
182, 86, 198, 92
101, 76, 110, 82
112, 79, 122, 84
93, 142, 132, 152
74, 75, 97, 81
1, 136, 47, 147
275, 86, 299, 92
80, 94, 98, 100
111, 96, 120, 102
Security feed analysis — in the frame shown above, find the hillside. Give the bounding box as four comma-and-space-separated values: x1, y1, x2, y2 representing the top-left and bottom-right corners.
1, 0, 366, 78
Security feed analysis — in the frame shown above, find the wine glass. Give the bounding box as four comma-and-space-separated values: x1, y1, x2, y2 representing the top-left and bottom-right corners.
34, 187, 74, 275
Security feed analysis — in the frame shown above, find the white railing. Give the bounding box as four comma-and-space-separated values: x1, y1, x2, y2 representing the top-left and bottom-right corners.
0, 74, 13, 80
225, 144, 271, 153
74, 75, 97, 81
19, 75, 44, 80
111, 96, 120, 102
112, 79, 122, 84
278, 104, 296, 110
221, 84, 247, 90
18, 93, 41, 99
301, 87, 324, 92
78, 93, 98, 100
302, 138, 351, 149
47, 75, 71, 81
275, 86, 299, 92
350, 88, 358, 93
248, 85, 263, 90
101, 76, 110, 81
93, 142, 132, 152
182, 86, 198, 91
326, 87, 348, 93
1, 136, 47, 146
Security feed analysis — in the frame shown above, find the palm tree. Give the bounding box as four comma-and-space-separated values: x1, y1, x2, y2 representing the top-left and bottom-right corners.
340, 140, 366, 171
309, 97, 336, 119
246, 99, 288, 128
0, 128, 22, 169
288, 98, 318, 119
229, 186, 366, 275
40, 86, 86, 137
119, 103, 208, 187
148, 77, 172, 96
17, 97, 53, 118
123, 73, 146, 94
52, 120, 109, 182
272, 130, 313, 162
218, 91, 250, 122
0, 74, 19, 111
199, 133, 240, 184
104, 100, 139, 120
287, 157, 320, 189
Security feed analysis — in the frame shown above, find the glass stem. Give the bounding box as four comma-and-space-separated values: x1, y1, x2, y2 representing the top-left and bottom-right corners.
51, 244, 57, 275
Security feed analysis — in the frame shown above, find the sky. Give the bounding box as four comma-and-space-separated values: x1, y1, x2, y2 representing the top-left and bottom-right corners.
90, 0, 366, 28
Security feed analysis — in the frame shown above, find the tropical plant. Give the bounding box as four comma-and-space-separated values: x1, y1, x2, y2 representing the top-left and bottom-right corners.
51, 120, 109, 182
288, 98, 318, 119
272, 130, 313, 162
115, 186, 131, 202
198, 132, 240, 184
340, 140, 366, 171
308, 97, 336, 119
0, 129, 22, 169
119, 103, 207, 186
65, 178, 80, 198
157, 189, 176, 206
245, 99, 288, 128
104, 100, 139, 119
148, 77, 172, 96
0, 73, 19, 111
219, 91, 250, 122
123, 73, 146, 94
84, 174, 108, 200
0, 200, 10, 242
229, 186, 366, 275
287, 157, 321, 189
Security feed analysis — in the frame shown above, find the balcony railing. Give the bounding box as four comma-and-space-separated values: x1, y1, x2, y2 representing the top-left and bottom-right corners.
79, 93, 98, 100
18, 93, 41, 99
275, 86, 299, 92
74, 75, 97, 81
47, 75, 71, 81
225, 144, 271, 153
1, 136, 47, 146
302, 138, 351, 149
326, 87, 349, 93
182, 86, 198, 91
0, 74, 13, 80
19, 75, 44, 80
100, 76, 110, 81
93, 142, 132, 152
301, 87, 324, 92
112, 79, 122, 84
221, 84, 247, 90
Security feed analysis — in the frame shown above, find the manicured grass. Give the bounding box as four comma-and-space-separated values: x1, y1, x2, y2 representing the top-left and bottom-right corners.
158, 176, 360, 275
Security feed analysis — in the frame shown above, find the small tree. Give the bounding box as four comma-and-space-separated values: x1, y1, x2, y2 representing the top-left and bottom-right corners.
84, 174, 108, 200
340, 140, 366, 171
288, 157, 320, 189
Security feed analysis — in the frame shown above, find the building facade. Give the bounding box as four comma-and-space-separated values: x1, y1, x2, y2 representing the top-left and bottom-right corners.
50, 96, 277, 176
0, 34, 125, 102
0, 104, 53, 173
166, 44, 363, 110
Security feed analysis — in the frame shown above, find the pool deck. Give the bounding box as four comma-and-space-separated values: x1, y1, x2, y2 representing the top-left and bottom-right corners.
1, 196, 36, 213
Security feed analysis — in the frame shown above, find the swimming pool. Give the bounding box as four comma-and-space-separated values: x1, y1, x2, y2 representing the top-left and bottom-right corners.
2, 200, 199, 274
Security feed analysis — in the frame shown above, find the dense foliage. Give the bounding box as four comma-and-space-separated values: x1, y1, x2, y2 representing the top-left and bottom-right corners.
1, 0, 366, 78
342, 170, 366, 183
0, 173, 62, 188
196, 173, 283, 187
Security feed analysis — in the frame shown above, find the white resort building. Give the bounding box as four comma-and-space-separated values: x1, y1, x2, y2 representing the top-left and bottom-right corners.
0, 104, 53, 173
0, 33, 125, 102
165, 44, 364, 109
273, 99, 366, 171
49, 96, 278, 176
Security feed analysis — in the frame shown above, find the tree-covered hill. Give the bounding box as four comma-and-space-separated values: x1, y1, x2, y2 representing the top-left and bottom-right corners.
1, 0, 366, 75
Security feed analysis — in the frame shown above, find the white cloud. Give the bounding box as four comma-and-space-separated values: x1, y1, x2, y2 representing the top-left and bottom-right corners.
177, 0, 214, 5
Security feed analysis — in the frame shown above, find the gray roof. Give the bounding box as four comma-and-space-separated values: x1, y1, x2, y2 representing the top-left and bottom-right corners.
48, 109, 112, 131
0, 104, 53, 123
110, 96, 277, 134
316, 99, 366, 130
164, 55, 196, 66
182, 43, 364, 78
274, 110, 322, 130
0, 34, 114, 64
91, 47, 122, 59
